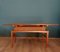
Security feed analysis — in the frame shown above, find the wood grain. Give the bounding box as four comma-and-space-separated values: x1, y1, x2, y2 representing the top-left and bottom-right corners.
0, 37, 60, 52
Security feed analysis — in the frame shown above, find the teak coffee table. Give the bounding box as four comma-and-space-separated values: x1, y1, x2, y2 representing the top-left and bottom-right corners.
10, 24, 49, 47
3, 24, 59, 48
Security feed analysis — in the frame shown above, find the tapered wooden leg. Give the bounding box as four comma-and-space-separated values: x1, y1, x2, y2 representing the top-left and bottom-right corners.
11, 31, 14, 48
13, 33, 16, 42
46, 31, 49, 47
42, 34, 44, 47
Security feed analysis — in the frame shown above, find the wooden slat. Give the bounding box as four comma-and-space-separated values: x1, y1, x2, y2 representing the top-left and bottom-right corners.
13, 27, 46, 31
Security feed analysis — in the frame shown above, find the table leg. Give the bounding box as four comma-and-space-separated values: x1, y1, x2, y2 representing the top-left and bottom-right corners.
11, 31, 14, 48
46, 31, 49, 47
42, 34, 44, 47
13, 33, 16, 43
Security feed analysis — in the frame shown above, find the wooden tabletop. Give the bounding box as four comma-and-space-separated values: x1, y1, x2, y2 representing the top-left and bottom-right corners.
3, 24, 60, 27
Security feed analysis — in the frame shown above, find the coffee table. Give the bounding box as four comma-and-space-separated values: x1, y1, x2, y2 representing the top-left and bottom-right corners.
10, 24, 49, 47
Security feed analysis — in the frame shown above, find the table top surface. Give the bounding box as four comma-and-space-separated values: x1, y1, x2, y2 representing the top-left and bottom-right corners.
3, 24, 59, 27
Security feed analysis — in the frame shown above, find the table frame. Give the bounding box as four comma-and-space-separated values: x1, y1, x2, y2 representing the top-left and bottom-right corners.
3, 24, 59, 48
11, 31, 49, 48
